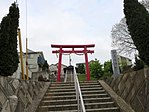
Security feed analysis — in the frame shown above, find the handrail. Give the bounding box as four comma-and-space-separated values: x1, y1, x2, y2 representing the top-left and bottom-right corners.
73, 66, 86, 112
64, 70, 68, 82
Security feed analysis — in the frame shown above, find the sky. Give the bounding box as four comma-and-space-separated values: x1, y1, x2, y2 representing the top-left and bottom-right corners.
0, 0, 125, 66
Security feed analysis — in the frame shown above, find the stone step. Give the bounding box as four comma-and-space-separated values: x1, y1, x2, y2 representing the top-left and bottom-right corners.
85, 102, 116, 109
81, 87, 103, 91
43, 95, 76, 100
37, 108, 78, 112
37, 81, 120, 112
42, 97, 112, 106
50, 81, 100, 86
48, 88, 75, 92
79, 81, 98, 83
86, 107, 120, 112
40, 99, 77, 106
46, 107, 119, 112
45, 90, 105, 96
51, 82, 74, 86
37, 105, 120, 112
82, 90, 106, 94
47, 110, 78, 112
80, 82, 100, 86
49, 85, 74, 89
51, 82, 74, 84
45, 91, 76, 96
84, 97, 112, 103
51, 81, 98, 84
49, 84, 102, 91
83, 93, 109, 99
80, 84, 102, 88
39, 104, 77, 111
79, 80, 98, 82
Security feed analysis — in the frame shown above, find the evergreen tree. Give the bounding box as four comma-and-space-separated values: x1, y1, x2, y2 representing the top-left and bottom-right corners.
42, 61, 49, 71
89, 59, 103, 79
0, 2, 19, 76
103, 60, 113, 75
124, 0, 149, 66
77, 64, 85, 74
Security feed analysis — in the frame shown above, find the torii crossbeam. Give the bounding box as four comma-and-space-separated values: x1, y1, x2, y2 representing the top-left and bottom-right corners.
51, 44, 95, 82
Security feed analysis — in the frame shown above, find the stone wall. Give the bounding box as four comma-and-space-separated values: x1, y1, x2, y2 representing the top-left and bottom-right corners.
0, 76, 50, 112
105, 68, 149, 112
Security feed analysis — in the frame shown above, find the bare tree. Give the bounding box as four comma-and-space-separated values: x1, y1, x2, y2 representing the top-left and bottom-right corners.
111, 0, 149, 56
142, 0, 149, 11
111, 18, 136, 55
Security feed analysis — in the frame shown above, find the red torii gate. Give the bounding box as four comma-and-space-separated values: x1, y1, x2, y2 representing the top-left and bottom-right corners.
51, 44, 95, 82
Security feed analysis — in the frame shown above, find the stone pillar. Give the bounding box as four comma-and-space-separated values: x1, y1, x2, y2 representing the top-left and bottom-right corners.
111, 50, 120, 77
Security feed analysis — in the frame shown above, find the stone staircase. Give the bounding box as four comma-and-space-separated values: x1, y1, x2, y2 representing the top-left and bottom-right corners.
36, 81, 120, 112
80, 81, 120, 112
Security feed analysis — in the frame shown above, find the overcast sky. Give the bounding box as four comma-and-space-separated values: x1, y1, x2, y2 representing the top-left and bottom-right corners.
0, 0, 126, 66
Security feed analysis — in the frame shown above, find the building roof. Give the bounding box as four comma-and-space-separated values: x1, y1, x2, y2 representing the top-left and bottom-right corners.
19, 49, 44, 58
49, 63, 67, 67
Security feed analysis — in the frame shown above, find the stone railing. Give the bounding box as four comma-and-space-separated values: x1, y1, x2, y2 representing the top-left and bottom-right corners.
105, 68, 149, 112
0, 76, 50, 112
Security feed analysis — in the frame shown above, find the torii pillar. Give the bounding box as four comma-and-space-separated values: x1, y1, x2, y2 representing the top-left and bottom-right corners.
51, 44, 95, 82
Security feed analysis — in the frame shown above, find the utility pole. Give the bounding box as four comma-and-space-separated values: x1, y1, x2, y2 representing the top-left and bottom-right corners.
18, 28, 25, 80
25, 0, 29, 80
26, 38, 29, 80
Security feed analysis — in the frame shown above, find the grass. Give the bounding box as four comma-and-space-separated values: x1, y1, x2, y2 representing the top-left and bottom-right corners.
77, 74, 98, 81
